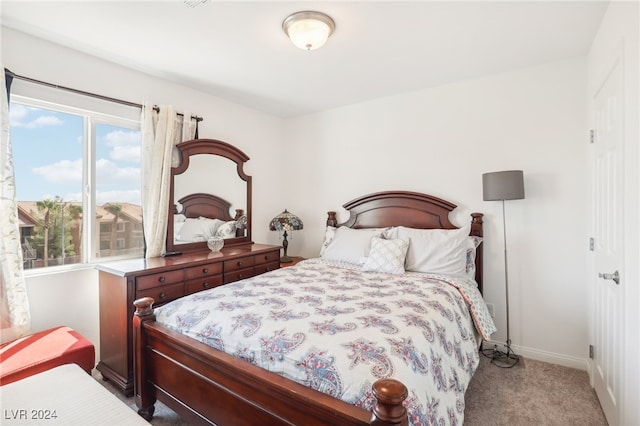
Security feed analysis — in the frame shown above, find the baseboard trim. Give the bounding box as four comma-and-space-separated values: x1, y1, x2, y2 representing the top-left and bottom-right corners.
482, 340, 590, 371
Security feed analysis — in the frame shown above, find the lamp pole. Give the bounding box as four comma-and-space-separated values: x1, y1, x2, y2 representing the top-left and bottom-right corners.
481, 170, 525, 368
61, 201, 66, 263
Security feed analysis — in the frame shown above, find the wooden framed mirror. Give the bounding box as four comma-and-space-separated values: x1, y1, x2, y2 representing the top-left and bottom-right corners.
166, 139, 252, 253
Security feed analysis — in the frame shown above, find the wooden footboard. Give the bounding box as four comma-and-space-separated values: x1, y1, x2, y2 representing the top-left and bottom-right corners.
133, 297, 408, 426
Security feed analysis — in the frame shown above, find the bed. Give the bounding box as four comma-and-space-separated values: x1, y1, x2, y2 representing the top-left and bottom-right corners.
172, 193, 245, 243
133, 191, 495, 425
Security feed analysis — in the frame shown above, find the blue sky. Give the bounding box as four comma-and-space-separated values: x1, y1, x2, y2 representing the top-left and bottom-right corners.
9, 102, 141, 205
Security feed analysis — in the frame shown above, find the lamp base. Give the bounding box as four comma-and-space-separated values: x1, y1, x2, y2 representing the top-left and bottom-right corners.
482, 340, 520, 368
280, 255, 293, 263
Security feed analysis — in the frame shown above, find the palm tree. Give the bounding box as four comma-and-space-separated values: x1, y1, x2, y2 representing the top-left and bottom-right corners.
36, 197, 62, 267
104, 203, 123, 255
68, 204, 83, 256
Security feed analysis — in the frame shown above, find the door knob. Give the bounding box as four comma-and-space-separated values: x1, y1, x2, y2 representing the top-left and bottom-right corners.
598, 270, 620, 285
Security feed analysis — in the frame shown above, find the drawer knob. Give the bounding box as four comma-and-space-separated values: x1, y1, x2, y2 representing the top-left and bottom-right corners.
237, 261, 243, 267
238, 274, 244, 279
203, 282, 210, 288
203, 268, 209, 274
159, 292, 166, 299
159, 276, 166, 283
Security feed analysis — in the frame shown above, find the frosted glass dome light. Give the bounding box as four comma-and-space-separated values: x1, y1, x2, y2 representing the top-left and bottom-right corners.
282, 11, 335, 51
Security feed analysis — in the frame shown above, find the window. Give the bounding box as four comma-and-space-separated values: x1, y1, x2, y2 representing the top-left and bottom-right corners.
10, 96, 143, 271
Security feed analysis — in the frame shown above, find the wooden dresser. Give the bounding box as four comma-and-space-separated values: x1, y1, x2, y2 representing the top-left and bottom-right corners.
96, 243, 280, 395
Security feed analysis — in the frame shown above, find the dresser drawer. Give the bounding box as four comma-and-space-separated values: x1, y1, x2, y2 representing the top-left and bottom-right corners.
136, 282, 184, 305
224, 256, 255, 273
253, 250, 280, 266
224, 267, 256, 284
136, 270, 184, 291
255, 261, 280, 275
185, 262, 223, 280
185, 276, 223, 295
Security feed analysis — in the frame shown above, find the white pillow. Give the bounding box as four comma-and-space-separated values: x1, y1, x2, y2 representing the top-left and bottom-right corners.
387, 226, 472, 276
215, 220, 237, 238
319, 226, 337, 256
362, 237, 409, 274
465, 236, 482, 280
321, 226, 386, 265
178, 218, 223, 242
174, 214, 187, 240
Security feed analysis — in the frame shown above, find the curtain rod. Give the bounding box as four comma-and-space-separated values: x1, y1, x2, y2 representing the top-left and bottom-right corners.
5, 69, 203, 122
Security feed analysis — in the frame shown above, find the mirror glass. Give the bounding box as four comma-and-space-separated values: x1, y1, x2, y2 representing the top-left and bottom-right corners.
166, 139, 252, 253
174, 155, 246, 219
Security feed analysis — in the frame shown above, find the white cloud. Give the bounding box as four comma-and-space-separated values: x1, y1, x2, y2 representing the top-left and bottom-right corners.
103, 130, 141, 163
10, 104, 63, 128
32, 159, 82, 184
32, 158, 140, 187
26, 115, 63, 128
96, 158, 140, 183
97, 190, 141, 206
9, 104, 29, 125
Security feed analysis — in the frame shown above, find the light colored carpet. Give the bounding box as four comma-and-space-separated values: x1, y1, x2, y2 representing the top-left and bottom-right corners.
96, 355, 607, 425
464, 355, 607, 426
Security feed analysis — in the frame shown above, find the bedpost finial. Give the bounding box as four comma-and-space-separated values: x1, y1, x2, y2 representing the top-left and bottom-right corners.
134, 297, 155, 317
471, 212, 484, 223
327, 211, 338, 227
370, 378, 408, 425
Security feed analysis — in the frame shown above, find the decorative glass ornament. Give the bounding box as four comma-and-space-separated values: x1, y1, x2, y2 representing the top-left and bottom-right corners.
207, 236, 224, 252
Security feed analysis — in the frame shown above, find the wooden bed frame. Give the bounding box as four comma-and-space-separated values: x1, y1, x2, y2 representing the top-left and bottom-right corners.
173, 193, 246, 239
175, 193, 238, 221
133, 191, 483, 425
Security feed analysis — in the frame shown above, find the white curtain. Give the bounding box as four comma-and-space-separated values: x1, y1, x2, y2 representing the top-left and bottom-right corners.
0, 67, 30, 343
141, 102, 197, 258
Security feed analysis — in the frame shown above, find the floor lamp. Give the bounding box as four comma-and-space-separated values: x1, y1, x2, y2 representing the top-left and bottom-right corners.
482, 170, 525, 368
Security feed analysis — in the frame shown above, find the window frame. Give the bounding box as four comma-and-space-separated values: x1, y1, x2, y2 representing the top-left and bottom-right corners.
10, 94, 143, 275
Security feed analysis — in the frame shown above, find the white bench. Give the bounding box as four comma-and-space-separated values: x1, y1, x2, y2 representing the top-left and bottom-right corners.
0, 363, 149, 425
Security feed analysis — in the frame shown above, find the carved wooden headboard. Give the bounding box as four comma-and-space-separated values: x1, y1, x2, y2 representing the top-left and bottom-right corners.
326, 191, 484, 293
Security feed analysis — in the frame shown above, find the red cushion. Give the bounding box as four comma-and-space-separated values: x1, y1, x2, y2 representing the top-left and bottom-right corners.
0, 326, 95, 385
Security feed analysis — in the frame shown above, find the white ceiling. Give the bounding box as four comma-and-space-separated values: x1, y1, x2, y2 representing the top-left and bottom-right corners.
1, 1, 608, 118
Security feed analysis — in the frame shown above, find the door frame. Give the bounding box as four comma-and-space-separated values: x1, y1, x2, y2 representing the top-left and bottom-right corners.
587, 3, 639, 425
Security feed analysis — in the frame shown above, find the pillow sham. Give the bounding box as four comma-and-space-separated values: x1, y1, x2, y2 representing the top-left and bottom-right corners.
387, 225, 472, 276
215, 220, 237, 239
319, 226, 337, 256
174, 214, 187, 240
320, 226, 387, 265
465, 235, 483, 280
361, 237, 409, 274
178, 217, 224, 242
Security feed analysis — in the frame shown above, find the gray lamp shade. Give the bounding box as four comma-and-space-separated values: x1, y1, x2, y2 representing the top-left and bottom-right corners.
482, 170, 525, 201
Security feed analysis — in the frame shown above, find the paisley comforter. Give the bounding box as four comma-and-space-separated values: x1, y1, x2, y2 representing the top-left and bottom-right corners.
155, 258, 496, 426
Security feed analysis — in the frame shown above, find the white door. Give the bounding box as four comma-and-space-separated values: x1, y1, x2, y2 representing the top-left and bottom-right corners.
592, 54, 624, 426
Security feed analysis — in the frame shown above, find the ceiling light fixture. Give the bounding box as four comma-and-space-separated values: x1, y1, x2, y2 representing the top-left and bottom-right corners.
282, 11, 335, 51
183, 0, 207, 7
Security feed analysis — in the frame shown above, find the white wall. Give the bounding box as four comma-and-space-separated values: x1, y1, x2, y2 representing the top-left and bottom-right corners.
3, 26, 593, 369
282, 58, 590, 368
2, 27, 287, 357
24, 268, 100, 355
